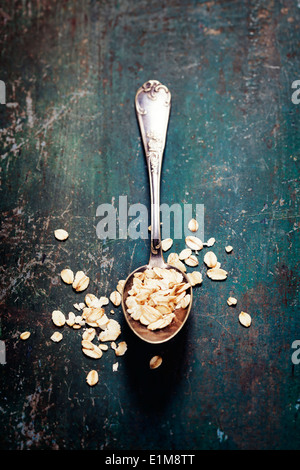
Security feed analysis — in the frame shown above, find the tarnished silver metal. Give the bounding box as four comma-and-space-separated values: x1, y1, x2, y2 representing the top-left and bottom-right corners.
120, 80, 192, 344
135, 80, 171, 266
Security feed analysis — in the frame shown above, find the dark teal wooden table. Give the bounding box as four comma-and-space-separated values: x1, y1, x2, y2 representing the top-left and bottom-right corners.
0, 0, 299, 450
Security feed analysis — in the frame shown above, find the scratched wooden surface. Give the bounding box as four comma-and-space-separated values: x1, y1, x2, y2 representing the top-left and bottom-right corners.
0, 0, 299, 450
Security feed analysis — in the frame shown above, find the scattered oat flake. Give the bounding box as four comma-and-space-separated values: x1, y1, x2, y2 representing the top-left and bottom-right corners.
86, 370, 98, 386
179, 248, 192, 260
116, 280, 126, 294
66, 312, 76, 326
81, 339, 94, 350
185, 236, 203, 251
82, 328, 96, 341
207, 268, 228, 281
85, 293, 99, 308
239, 311, 251, 327
184, 254, 198, 267
52, 310, 66, 327
204, 251, 218, 268
72, 271, 90, 292
205, 237, 216, 247
54, 229, 69, 241
99, 319, 121, 342
187, 271, 203, 286
115, 341, 127, 356
51, 331, 63, 342
161, 238, 173, 251
227, 297, 237, 306
173, 260, 187, 272
110, 290, 121, 306
225, 245, 233, 253
96, 313, 109, 328
99, 296, 109, 306
188, 218, 199, 232
83, 307, 106, 328
60, 268, 74, 284
204, 27, 222, 35
150, 355, 162, 369
82, 345, 103, 359
167, 254, 186, 272
82, 306, 104, 322
113, 362, 119, 372
20, 331, 30, 340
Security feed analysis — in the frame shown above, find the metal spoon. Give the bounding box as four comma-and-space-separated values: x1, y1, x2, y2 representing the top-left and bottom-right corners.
121, 80, 193, 344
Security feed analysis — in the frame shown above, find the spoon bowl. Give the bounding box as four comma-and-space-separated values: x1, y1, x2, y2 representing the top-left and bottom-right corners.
121, 80, 193, 344
122, 263, 193, 344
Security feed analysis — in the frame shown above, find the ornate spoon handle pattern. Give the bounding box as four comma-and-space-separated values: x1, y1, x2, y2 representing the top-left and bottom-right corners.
135, 80, 171, 265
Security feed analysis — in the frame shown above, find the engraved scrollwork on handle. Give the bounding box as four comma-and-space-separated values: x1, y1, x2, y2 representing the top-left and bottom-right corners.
146, 131, 163, 173
135, 80, 171, 264
135, 80, 171, 115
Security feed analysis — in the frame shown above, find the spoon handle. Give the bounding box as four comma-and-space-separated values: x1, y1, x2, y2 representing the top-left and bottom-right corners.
135, 80, 171, 265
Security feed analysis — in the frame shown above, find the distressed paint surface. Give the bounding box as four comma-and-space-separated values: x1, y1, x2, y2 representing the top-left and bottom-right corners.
0, 0, 299, 450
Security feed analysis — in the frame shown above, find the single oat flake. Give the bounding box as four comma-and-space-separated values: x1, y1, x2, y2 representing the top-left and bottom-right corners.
227, 297, 237, 306
179, 248, 192, 260
161, 238, 173, 251
72, 271, 90, 292
116, 280, 125, 294
184, 254, 199, 267
115, 341, 128, 356
167, 253, 186, 273
82, 344, 103, 359
185, 236, 203, 251
66, 311, 76, 327
52, 310, 66, 327
186, 271, 203, 286
99, 319, 121, 342
110, 291, 121, 306
206, 268, 228, 281
100, 296, 110, 306
82, 328, 96, 342
205, 237, 216, 247
82, 307, 104, 325
54, 229, 69, 241
20, 331, 30, 340
51, 331, 63, 342
60, 268, 74, 285
204, 251, 218, 268
225, 245, 233, 253
86, 370, 99, 386
239, 311, 252, 327
150, 355, 163, 369
167, 252, 180, 264
85, 293, 99, 308
188, 218, 199, 232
